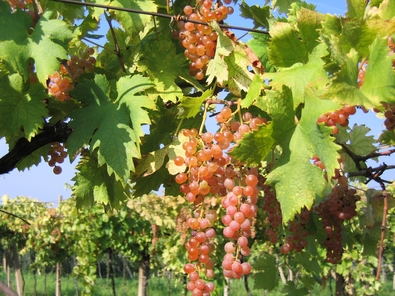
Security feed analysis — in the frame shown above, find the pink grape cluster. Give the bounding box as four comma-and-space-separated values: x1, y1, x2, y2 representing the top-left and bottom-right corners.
262, 185, 282, 244
314, 185, 360, 263
175, 106, 267, 286
280, 207, 310, 254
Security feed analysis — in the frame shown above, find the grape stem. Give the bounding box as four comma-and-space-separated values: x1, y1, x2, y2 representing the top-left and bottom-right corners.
104, 11, 127, 73
375, 185, 389, 280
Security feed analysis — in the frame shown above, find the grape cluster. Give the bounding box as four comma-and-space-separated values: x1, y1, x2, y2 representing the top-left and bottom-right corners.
381, 103, 395, 130
314, 185, 360, 263
316, 105, 356, 135
48, 48, 96, 101
281, 207, 310, 254
184, 213, 216, 294
262, 186, 282, 244
175, 0, 234, 80
47, 142, 67, 175
175, 105, 267, 286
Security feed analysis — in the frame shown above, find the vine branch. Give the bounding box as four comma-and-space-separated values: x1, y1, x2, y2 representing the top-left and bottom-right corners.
0, 121, 72, 175
0, 209, 31, 225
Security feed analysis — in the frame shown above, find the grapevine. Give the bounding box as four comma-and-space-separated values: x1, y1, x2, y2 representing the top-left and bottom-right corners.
2, 0, 395, 295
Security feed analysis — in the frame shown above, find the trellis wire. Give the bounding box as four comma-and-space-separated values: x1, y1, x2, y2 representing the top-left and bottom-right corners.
50, 0, 269, 35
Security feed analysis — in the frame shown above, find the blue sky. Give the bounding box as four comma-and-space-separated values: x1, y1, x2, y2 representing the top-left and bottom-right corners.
1, 0, 390, 204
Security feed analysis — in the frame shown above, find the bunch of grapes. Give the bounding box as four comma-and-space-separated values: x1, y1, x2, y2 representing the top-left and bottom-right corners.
47, 142, 67, 175
262, 186, 282, 244
174, 0, 234, 80
314, 185, 360, 263
281, 207, 310, 254
47, 48, 96, 101
378, 103, 395, 131
316, 105, 356, 135
175, 105, 267, 287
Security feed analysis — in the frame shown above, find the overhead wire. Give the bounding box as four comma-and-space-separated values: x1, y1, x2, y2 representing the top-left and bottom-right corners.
50, 0, 269, 35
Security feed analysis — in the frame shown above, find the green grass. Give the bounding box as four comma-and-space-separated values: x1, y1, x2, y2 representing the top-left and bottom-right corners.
1, 271, 394, 295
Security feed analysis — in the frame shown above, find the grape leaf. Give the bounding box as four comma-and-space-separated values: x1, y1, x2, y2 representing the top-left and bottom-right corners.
241, 74, 263, 108
73, 153, 126, 207
240, 2, 271, 28
230, 86, 296, 166
377, 0, 395, 20
268, 21, 308, 67
134, 146, 169, 177
0, 74, 48, 141
137, 34, 189, 103
247, 32, 274, 72
67, 74, 154, 182
348, 124, 376, 155
265, 43, 328, 108
271, 0, 302, 14
266, 89, 341, 222
178, 89, 213, 119
296, 8, 324, 54
252, 254, 279, 290
224, 44, 255, 96
360, 38, 395, 107
0, 6, 73, 84
322, 48, 362, 99
346, 0, 366, 19
281, 282, 309, 296
166, 133, 190, 175
111, 0, 157, 36
378, 130, 395, 145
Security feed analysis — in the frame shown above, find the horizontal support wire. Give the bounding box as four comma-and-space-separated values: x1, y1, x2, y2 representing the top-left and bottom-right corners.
50, 0, 269, 34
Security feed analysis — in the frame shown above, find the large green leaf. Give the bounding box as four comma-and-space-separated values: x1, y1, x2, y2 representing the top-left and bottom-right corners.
0, 74, 48, 141
266, 89, 341, 222
137, 34, 190, 103
265, 43, 328, 108
67, 74, 154, 182
73, 153, 126, 207
252, 254, 279, 290
0, 5, 73, 84
360, 38, 395, 106
240, 2, 271, 28
268, 22, 308, 67
230, 86, 296, 165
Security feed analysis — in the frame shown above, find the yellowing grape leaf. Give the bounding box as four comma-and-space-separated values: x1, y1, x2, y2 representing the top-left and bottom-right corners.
0, 5, 73, 84
0, 74, 48, 141
67, 74, 154, 182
